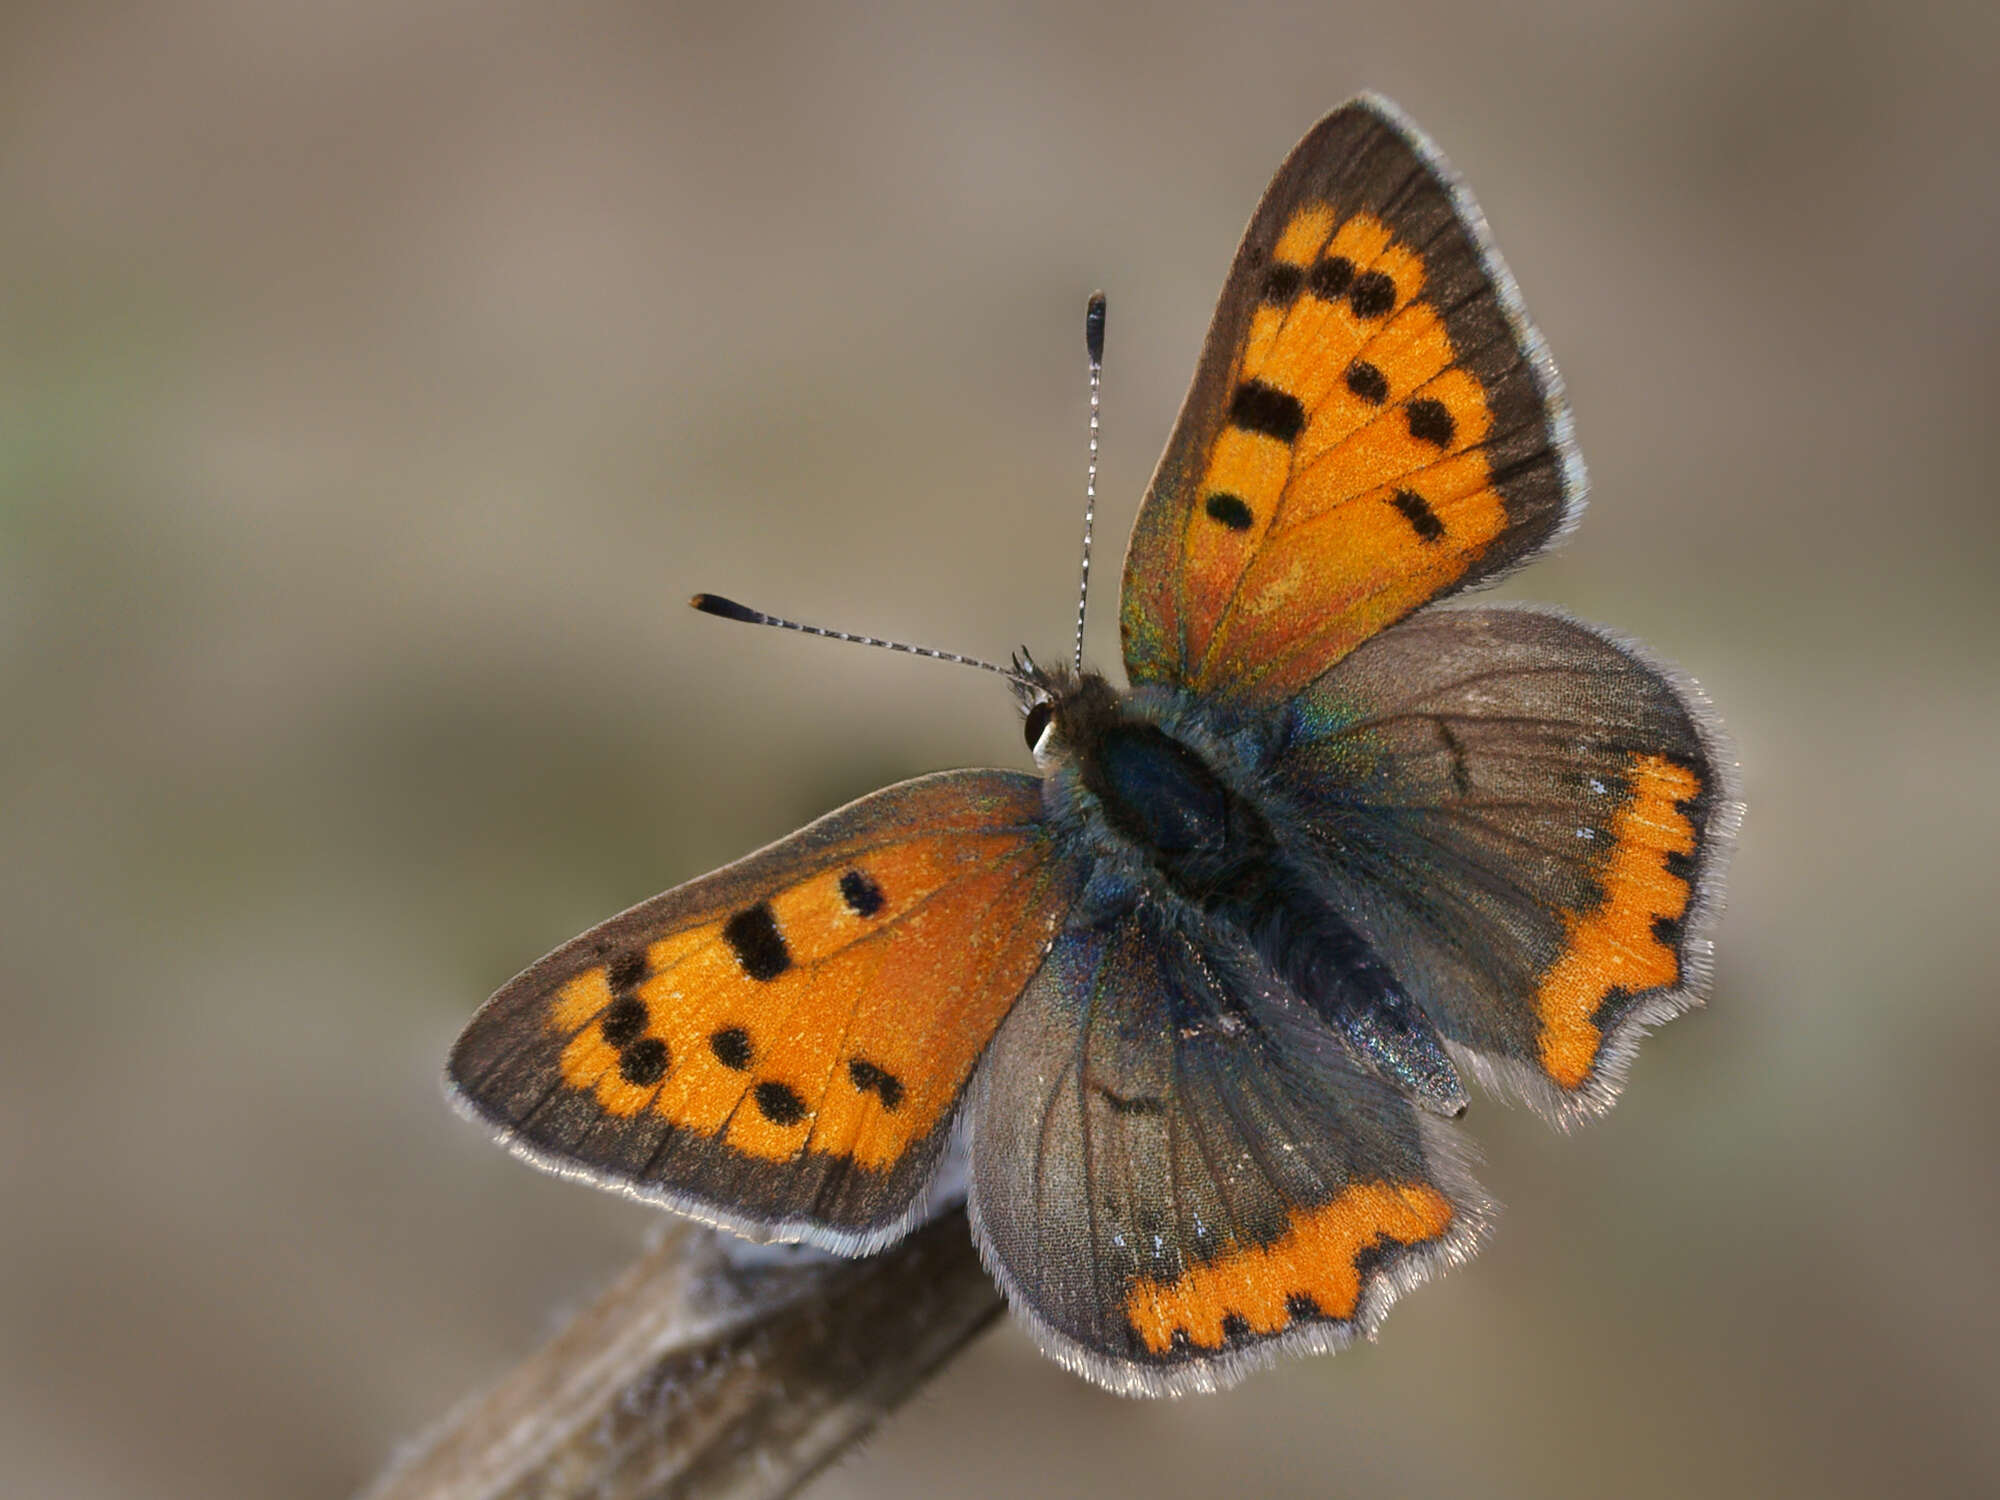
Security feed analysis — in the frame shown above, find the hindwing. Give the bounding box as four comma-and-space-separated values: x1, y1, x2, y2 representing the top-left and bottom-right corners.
1270, 606, 1739, 1118
968, 907, 1485, 1393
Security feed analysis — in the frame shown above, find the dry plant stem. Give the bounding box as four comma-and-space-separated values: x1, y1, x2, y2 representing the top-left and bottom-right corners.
363, 1206, 1002, 1500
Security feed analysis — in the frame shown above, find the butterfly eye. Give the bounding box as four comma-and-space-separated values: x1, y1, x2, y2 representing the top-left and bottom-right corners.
1023, 700, 1054, 752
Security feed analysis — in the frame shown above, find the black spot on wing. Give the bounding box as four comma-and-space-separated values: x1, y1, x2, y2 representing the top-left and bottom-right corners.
848, 1058, 905, 1111
1437, 719, 1474, 795
1391, 488, 1445, 542
723, 903, 791, 981
1228, 380, 1306, 444
617, 1037, 669, 1087
1664, 849, 1696, 882
1259, 262, 1304, 306
1406, 397, 1456, 448
1093, 1083, 1166, 1116
709, 1026, 753, 1070
1589, 985, 1636, 1034
606, 950, 648, 996
838, 868, 885, 918
1345, 359, 1388, 404
1352, 1237, 1395, 1278
1205, 493, 1254, 531
753, 1080, 807, 1126
599, 994, 648, 1050
1309, 255, 1355, 300
1284, 1291, 1324, 1322
1348, 270, 1397, 318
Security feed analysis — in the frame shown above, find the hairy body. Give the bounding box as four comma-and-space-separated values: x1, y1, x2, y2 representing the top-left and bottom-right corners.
1025, 663, 1467, 1116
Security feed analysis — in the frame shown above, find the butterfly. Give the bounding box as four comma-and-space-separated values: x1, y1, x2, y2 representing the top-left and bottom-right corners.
448, 94, 1737, 1396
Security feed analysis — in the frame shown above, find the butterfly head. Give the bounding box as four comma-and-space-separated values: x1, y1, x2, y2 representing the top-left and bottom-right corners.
1011, 647, 1123, 771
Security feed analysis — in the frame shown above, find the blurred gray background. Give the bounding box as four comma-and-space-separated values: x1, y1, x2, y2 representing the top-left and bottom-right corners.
4, 2, 1997, 1497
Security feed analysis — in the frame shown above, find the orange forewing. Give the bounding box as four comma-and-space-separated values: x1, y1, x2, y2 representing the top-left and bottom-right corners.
1121, 96, 1582, 713
449, 770, 1079, 1250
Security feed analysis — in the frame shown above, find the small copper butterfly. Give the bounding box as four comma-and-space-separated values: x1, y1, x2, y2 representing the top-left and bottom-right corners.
449, 95, 1738, 1395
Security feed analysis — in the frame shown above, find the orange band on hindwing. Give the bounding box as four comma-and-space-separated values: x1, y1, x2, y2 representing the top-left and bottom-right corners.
1123, 1181, 1455, 1354
1536, 753, 1702, 1088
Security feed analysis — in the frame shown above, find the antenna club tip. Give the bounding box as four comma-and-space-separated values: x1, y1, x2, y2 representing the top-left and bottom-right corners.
690, 593, 760, 623
1085, 292, 1107, 364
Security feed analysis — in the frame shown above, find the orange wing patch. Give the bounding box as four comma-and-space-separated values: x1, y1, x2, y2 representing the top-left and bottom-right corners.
1536, 754, 1702, 1088
1122, 100, 1580, 716
450, 769, 1076, 1247
550, 827, 1068, 1170
1176, 205, 1506, 703
1123, 1181, 1455, 1354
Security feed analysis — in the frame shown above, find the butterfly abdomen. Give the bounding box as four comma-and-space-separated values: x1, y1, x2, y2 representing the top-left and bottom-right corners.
1223, 865, 1466, 1115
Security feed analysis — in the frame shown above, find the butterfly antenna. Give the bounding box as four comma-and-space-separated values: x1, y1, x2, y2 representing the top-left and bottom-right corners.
690, 594, 1033, 688
1073, 291, 1106, 674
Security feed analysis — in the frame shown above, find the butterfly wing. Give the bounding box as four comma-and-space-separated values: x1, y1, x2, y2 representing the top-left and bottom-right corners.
1268, 605, 1739, 1120
967, 907, 1486, 1395
449, 770, 1080, 1253
1120, 94, 1583, 714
